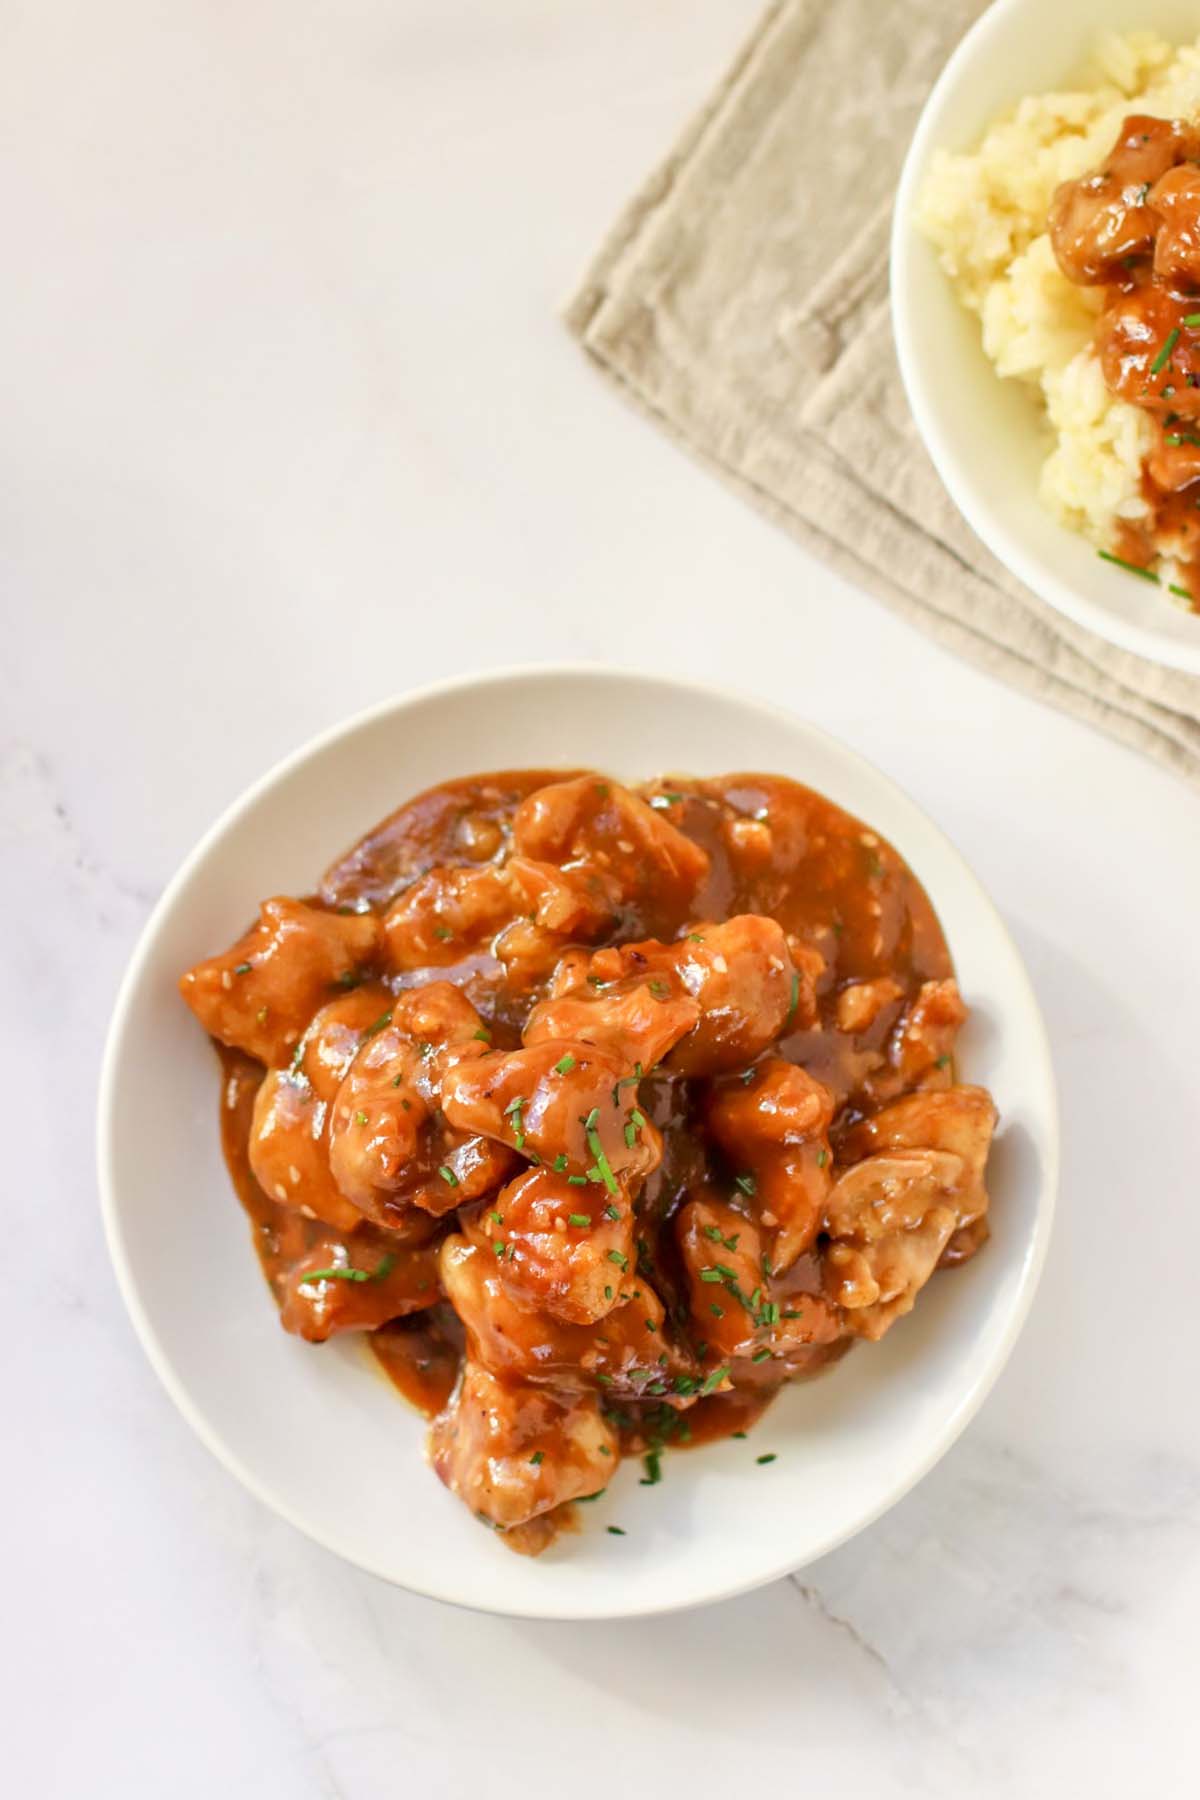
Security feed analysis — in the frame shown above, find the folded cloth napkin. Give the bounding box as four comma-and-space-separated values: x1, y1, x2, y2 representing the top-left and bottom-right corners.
566, 0, 1200, 787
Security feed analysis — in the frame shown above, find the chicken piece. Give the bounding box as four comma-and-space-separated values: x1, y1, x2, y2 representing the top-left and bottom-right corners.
821, 1149, 972, 1340
440, 1234, 690, 1400
475, 1168, 637, 1324
279, 1231, 440, 1342
180, 898, 381, 1066
676, 1194, 843, 1371
1096, 282, 1200, 418
430, 1361, 617, 1540
666, 916, 805, 1073
1147, 418, 1200, 493
381, 865, 514, 970
893, 978, 967, 1083
840, 1085, 996, 1226
512, 775, 709, 912
328, 982, 517, 1227
536, 916, 800, 1080
1049, 115, 1198, 285
249, 986, 391, 1232
1150, 162, 1200, 286
706, 1058, 835, 1269
441, 1040, 662, 1186
492, 856, 620, 986
835, 977, 904, 1036
524, 965, 700, 1072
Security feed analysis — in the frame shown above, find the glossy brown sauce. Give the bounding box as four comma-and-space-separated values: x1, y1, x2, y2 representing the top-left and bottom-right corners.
216, 771, 955, 1417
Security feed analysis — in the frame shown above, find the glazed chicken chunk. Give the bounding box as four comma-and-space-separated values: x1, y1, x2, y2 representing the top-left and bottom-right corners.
441, 1039, 662, 1185
476, 1167, 637, 1325
431, 1361, 617, 1540
249, 986, 392, 1232
279, 1230, 440, 1343
706, 1059, 835, 1270
327, 982, 517, 1227
821, 1083, 994, 1342
1049, 115, 1200, 284
440, 1234, 690, 1400
180, 898, 381, 1066
676, 1194, 843, 1373
512, 775, 709, 911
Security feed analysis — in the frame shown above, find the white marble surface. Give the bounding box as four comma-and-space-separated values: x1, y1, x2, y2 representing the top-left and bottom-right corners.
4, 1, 1198, 1792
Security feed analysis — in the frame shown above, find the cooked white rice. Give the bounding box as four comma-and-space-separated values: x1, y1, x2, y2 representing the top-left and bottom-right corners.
916, 30, 1200, 568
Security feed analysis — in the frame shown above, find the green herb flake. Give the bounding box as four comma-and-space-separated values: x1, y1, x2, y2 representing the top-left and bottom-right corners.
752, 1348, 772, 1364
233, 961, 252, 975
700, 1364, 731, 1396
354, 1110, 369, 1126
568, 1212, 590, 1228
756, 1453, 777, 1466
553, 1152, 568, 1172
606, 1525, 626, 1535
554, 1053, 577, 1075
438, 1165, 459, 1187
604, 1203, 621, 1221
784, 970, 800, 1026
1098, 549, 1160, 583
640, 1451, 663, 1487
529, 1451, 544, 1465
1151, 326, 1181, 376
734, 1172, 757, 1196
607, 1249, 629, 1270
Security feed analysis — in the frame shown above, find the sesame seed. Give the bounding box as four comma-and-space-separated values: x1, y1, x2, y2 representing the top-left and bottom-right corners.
273, 1184, 288, 1201
288, 1164, 301, 1185
221, 971, 232, 989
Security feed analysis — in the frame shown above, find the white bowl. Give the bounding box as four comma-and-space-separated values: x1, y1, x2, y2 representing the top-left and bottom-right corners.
891, 0, 1200, 675
97, 667, 1057, 1619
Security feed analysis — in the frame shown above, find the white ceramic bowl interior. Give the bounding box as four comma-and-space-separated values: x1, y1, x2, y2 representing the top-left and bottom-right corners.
892, 0, 1200, 674
98, 667, 1057, 1619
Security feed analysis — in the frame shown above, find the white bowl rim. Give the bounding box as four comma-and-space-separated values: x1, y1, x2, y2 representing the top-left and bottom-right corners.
890, 0, 1200, 677
97, 663, 1059, 1618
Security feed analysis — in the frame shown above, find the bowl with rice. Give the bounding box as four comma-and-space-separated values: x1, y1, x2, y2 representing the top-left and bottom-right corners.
892, 0, 1200, 673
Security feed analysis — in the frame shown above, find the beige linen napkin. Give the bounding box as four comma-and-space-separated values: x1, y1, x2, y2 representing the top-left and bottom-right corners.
567, 0, 1200, 786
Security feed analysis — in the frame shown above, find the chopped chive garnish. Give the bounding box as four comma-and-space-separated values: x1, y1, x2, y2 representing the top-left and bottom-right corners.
606, 1525, 626, 1535
607, 1249, 628, 1270
732, 1430, 747, 1440
492, 1240, 504, 1257
784, 970, 800, 1026
816, 1149, 828, 1167
699, 1269, 723, 1284
604, 1203, 621, 1222
567, 1212, 590, 1228
433, 925, 452, 941
1170, 581, 1192, 598
233, 961, 252, 975
567, 1174, 588, 1186
438, 1165, 459, 1187
504, 1094, 525, 1114
700, 1365, 731, 1396
583, 1106, 600, 1130
553, 1152, 568, 1172
603, 1284, 613, 1300
639, 1449, 663, 1489
624, 1123, 636, 1148
361, 1010, 394, 1040
710, 1302, 725, 1317
1097, 549, 1159, 583
752, 1348, 772, 1363
756, 1453, 777, 1466
1151, 327, 1181, 376
554, 1053, 577, 1075
301, 1255, 394, 1286
734, 1172, 757, 1196
529, 1451, 543, 1465
488, 1209, 502, 1225
472, 1028, 492, 1043
586, 1124, 619, 1194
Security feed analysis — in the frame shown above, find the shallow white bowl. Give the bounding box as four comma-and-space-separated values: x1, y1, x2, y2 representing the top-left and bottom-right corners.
891, 0, 1200, 674
98, 667, 1057, 1619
